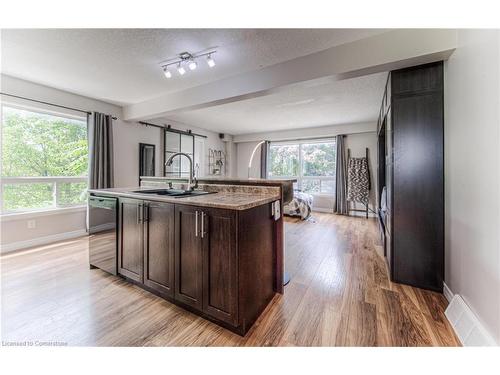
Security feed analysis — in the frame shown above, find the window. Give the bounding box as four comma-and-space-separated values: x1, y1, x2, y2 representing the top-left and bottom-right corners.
164, 130, 194, 178
1, 106, 88, 214
268, 139, 336, 195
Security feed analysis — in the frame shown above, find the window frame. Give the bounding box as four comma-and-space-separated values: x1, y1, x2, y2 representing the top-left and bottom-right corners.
267, 138, 336, 197
163, 129, 195, 178
1, 103, 89, 215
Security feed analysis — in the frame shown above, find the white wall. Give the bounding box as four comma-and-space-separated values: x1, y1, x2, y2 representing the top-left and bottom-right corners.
233, 121, 375, 143
444, 29, 500, 344
227, 140, 238, 177
113, 122, 162, 188
0, 75, 223, 250
237, 141, 263, 179
0, 75, 127, 250
1, 208, 87, 251
156, 119, 226, 178
235, 122, 377, 212
115, 118, 226, 187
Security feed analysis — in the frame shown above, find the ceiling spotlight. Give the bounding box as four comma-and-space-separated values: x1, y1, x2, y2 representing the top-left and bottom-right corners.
206, 54, 215, 68
163, 67, 172, 78
160, 50, 217, 78
177, 63, 186, 75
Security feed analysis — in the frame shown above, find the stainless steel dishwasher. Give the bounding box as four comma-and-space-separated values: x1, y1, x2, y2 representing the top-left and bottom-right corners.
88, 195, 117, 275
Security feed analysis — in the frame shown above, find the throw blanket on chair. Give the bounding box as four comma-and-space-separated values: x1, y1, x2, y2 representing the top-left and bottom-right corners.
347, 157, 370, 205
284, 191, 313, 220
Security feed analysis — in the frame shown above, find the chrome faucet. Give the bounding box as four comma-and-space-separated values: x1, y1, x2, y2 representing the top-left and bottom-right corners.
165, 152, 197, 191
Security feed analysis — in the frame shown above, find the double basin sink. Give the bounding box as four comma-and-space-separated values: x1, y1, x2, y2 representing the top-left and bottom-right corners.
133, 188, 215, 198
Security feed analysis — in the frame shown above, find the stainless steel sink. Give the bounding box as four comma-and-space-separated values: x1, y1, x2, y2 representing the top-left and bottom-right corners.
132, 189, 214, 198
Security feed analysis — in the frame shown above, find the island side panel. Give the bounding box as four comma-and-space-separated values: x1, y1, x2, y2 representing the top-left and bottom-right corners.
238, 203, 276, 333
274, 193, 284, 294
274, 184, 288, 294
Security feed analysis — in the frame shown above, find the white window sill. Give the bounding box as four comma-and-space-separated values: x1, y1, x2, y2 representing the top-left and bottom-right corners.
0, 206, 87, 222
297, 192, 334, 198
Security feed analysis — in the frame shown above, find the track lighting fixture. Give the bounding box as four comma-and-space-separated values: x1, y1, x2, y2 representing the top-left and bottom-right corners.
159, 48, 217, 79
207, 54, 216, 68
177, 63, 186, 75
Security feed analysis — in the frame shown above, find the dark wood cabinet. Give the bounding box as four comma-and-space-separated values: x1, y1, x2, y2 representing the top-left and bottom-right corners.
143, 201, 175, 298
174, 205, 203, 310
115, 198, 276, 335
392, 84, 444, 290
201, 208, 238, 325
173, 203, 275, 334
118, 198, 144, 283
175, 205, 238, 324
119, 198, 175, 293
376, 61, 444, 292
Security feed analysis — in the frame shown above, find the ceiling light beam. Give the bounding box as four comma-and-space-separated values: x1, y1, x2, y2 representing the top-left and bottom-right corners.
127, 30, 457, 121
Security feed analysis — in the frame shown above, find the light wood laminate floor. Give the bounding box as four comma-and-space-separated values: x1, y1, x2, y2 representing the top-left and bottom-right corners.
1, 213, 460, 346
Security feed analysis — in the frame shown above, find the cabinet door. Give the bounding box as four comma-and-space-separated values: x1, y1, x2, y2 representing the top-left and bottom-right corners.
174, 205, 203, 310
118, 198, 144, 282
143, 201, 175, 298
385, 107, 393, 231
201, 208, 238, 325
392, 91, 444, 290
385, 107, 393, 272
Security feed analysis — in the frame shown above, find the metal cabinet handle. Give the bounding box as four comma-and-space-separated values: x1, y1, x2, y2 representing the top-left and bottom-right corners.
143, 204, 149, 223
137, 204, 141, 224
139, 204, 144, 224
195, 211, 199, 237
201, 212, 205, 238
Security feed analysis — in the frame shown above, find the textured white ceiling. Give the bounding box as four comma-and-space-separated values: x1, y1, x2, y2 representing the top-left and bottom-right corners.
156, 72, 388, 135
1, 29, 386, 105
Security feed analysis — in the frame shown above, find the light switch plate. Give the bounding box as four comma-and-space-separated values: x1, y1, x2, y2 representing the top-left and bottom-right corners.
273, 200, 281, 221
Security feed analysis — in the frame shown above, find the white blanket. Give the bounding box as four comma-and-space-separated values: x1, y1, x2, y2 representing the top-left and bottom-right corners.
284, 191, 313, 220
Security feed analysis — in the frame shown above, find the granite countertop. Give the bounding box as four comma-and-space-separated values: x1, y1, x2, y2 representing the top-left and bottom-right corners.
88, 187, 280, 211
140, 176, 297, 186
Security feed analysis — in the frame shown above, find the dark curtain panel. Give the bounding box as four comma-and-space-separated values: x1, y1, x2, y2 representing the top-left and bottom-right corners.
260, 140, 270, 178
334, 135, 348, 214
89, 112, 114, 189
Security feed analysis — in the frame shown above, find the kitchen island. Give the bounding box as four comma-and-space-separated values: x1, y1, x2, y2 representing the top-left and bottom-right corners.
88, 178, 294, 335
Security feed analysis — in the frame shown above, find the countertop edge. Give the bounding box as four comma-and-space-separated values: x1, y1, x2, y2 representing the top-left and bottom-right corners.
140, 176, 297, 186
88, 189, 279, 211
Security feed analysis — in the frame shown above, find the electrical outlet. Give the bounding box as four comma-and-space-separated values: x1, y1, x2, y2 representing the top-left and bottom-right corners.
27, 220, 36, 229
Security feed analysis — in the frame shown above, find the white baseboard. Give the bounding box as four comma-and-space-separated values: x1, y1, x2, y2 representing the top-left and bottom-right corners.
1, 229, 87, 254
349, 212, 377, 218
312, 207, 334, 213
443, 282, 454, 302
91, 223, 115, 232
310, 207, 377, 217
444, 288, 497, 346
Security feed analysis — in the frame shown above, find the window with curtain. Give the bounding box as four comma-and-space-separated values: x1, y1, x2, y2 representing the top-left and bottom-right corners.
268, 138, 336, 195
1, 105, 88, 213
